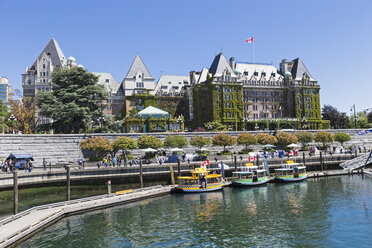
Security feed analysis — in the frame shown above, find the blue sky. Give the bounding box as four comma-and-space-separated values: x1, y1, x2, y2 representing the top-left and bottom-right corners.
0, 0, 371, 113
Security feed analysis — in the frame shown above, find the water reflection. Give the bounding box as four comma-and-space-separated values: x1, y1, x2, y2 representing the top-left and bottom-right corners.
19, 176, 372, 248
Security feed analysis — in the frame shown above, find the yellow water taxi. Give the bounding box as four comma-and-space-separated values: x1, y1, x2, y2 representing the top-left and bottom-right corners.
176, 166, 224, 193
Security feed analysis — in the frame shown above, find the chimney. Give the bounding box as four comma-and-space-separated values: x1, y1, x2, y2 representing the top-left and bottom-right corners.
229, 57, 236, 70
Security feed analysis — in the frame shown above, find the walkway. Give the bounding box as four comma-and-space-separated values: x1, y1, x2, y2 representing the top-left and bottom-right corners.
0, 185, 173, 247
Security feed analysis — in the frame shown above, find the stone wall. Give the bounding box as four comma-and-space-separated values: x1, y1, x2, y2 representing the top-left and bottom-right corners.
0, 129, 370, 166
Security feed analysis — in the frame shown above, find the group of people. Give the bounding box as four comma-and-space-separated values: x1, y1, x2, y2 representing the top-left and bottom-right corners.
95, 153, 123, 168
0, 158, 33, 173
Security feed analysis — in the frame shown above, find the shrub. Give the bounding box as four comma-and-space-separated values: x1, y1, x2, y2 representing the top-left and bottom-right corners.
333, 132, 351, 146
212, 133, 235, 152
189, 135, 211, 149
163, 135, 188, 148
256, 133, 277, 145
275, 132, 298, 149
80, 137, 112, 159
236, 133, 257, 151
137, 135, 163, 149
295, 132, 314, 148
314, 131, 334, 148
204, 121, 228, 131
112, 137, 137, 155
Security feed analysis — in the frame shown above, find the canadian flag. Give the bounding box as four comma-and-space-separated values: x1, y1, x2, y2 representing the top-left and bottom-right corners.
248, 156, 256, 162
245, 37, 254, 43
201, 160, 210, 168
289, 150, 296, 156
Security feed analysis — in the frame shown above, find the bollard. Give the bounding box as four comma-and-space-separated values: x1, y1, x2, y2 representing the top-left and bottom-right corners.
139, 159, 143, 188
107, 180, 111, 195
303, 152, 306, 167
169, 164, 175, 185
66, 165, 71, 201
13, 171, 18, 215
177, 158, 181, 177
320, 152, 323, 171
234, 156, 237, 171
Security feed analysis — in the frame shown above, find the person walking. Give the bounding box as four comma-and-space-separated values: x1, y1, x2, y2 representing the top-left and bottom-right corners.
112, 157, 116, 167
43, 158, 47, 171
78, 156, 83, 167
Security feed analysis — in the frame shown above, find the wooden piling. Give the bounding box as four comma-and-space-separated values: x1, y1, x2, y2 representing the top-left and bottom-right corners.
177, 158, 181, 177
234, 156, 237, 171
107, 180, 111, 195
66, 166, 71, 201
169, 164, 175, 185
139, 160, 143, 188
303, 152, 306, 167
13, 171, 18, 215
320, 152, 323, 171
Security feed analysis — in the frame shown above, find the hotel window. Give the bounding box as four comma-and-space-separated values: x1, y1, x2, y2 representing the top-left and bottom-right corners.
43, 64, 46, 69
253, 105, 258, 111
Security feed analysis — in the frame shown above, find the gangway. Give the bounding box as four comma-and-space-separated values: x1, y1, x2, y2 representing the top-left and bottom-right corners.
340, 151, 372, 171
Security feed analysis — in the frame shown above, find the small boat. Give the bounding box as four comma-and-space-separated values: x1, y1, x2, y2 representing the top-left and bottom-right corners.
274, 161, 307, 182
176, 166, 224, 193
232, 165, 268, 187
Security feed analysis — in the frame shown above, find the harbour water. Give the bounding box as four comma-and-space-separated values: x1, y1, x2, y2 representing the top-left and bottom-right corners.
18, 176, 372, 247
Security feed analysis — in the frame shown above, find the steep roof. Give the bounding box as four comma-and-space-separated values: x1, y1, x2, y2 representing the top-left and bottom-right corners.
154, 75, 189, 94
235, 63, 283, 81
135, 106, 169, 116
32, 38, 66, 68
291, 58, 315, 81
93, 72, 120, 94
125, 54, 153, 79
209, 53, 237, 77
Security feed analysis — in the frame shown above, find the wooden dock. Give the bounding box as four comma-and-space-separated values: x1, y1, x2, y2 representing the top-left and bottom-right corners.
0, 185, 173, 248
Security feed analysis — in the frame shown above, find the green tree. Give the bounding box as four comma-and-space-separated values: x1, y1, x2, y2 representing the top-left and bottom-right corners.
137, 135, 163, 149
212, 133, 235, 152
275, 132, 298, 149
314, 131, 334, 148
36, 67, 106, 133
112, 137, 137, 155
295, 132, 314, 148
333, 132, 351, 146
80, 137, 112, 159
236, 133, 256, 151
204, 121, 228, 131
11, 97, 36, 134
163, 135, 188, 148
189, 135, 211, 149
256, 133, 277, 145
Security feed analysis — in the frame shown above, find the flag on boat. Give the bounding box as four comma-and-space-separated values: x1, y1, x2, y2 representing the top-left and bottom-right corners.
289, 150, 296, 156
201, 160, 210, 168
248, 156, 256, 162
245, 37, 254, 43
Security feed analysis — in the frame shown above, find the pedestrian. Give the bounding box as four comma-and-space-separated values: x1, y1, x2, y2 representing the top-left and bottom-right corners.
112, 157, 116, 167
214, 157, 218, 162
43, 158, 47, 171
358, 145, 361, 153
124, 154, 127, 167
118, 156, 122, 167
78, 156, 83, 167
103, 157, 108, 167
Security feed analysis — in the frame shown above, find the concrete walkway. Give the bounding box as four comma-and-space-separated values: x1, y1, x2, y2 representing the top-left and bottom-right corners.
0, 185, 173, 247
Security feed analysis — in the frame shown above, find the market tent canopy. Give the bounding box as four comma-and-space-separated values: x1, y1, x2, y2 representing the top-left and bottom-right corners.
135, 106, 169, 119
287, 144, 300, 148
7, 153, 34, 161
141, 148, 158, 153
263, 144, 276, 148
170, 148, 183, 152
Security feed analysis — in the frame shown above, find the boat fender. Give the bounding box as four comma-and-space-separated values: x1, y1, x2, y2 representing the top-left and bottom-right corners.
201, 181, 206, 189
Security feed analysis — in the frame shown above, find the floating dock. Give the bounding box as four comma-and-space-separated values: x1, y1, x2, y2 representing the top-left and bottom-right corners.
0, 185, 173, 248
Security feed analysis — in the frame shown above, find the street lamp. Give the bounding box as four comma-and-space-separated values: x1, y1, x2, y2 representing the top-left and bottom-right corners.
9, 114, 15, 134
91, 120, 94, 133
177, 116, 183, 132
97, 116, 106, 133
301, 117, 307, 129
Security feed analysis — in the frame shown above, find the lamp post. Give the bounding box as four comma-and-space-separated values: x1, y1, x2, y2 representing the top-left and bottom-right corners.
9, 114, 15, 134
97, 116, 105, 133
301, 117, 307, 130
177, 116, 183, 132
91, 120, 94, 133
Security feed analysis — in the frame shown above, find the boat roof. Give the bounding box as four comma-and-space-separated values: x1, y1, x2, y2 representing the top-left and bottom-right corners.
233, 171, 253, 174
297, 166, 306, 169
275, 168, 293, 171
256, 170, 266, 173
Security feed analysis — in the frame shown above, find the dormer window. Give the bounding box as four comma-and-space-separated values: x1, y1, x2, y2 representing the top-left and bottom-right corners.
254, 72, 258, 76
262, 72, 266, 77
244, 71, 248, 76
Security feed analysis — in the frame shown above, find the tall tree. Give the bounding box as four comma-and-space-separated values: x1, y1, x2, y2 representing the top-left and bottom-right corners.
322, 105, 342, 129
11, 97, 36, 134
36, 67, 106, 133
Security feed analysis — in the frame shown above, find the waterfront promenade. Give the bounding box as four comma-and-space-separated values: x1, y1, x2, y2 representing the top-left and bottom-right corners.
0, 185, 173, 247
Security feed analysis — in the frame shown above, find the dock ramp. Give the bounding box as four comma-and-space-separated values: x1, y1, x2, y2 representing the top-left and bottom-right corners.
340, 152, 372, 171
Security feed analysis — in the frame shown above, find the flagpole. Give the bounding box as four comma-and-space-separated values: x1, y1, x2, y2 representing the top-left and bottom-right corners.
253, 36, 256, 64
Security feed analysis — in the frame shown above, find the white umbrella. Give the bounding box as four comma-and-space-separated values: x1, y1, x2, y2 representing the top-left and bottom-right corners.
198, 148, 208, 151
287, 143, 300, 148
142, 148, 158, 153
170, 148, 183, 152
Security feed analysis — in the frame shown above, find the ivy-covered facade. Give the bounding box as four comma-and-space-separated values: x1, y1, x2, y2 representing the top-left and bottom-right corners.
188, 53, 326, 130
